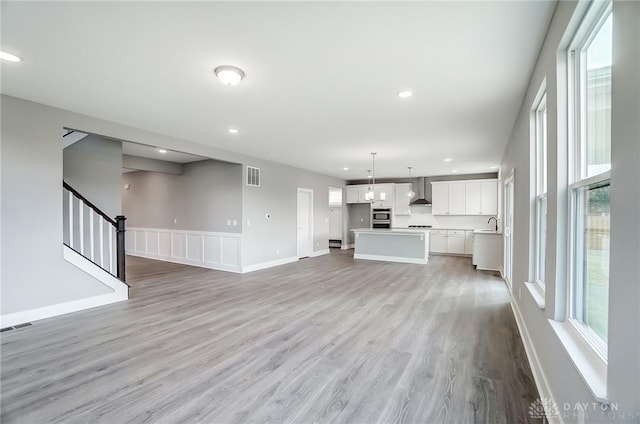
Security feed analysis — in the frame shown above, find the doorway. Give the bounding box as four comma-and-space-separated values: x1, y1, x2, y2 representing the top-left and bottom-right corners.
297, 188, 314, 258
504, 170, 515, 289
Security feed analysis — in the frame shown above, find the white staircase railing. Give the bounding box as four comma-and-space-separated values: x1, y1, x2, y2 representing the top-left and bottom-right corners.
63, 181, 127, 282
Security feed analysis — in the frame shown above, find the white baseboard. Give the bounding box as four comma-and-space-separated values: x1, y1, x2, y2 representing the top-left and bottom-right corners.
1, 291, 126, 328
353, 253, 427, 265
126, 250, 243, 273
310, 249, 330, 257
510, 300, 563, 424
241, 256, 298, 273
341, 244, 355, 250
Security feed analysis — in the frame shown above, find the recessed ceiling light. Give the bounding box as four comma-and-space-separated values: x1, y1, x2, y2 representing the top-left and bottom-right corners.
214, 65, 245, 86
0, 51, 21, 62
228, 128, 239, 134
490, 166, 498, 169
397, 90, 413, 98
343, 167, 349, 171
443, 158, 452, 162
158, 149, 167, 154
452, 170, 458, 173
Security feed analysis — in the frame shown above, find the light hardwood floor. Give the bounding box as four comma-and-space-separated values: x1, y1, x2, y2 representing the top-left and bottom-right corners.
1, 250, 539, 423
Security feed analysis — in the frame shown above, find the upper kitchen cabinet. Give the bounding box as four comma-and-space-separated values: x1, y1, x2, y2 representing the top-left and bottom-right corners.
373, 184, 393, 208
432, 179, 497, 216
393, 183, 412, 215
345, 185, 369, 204
431, 182, 466, 215
465, 180, 498, 215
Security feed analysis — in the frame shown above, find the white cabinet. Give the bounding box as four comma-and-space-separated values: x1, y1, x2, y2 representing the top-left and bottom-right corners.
465, 180, 498, 215
464, 230, 474, 255
481, 181, 498, 215
447, 230, 465, 254
430, 230, 447, 253
345, 185, 371, 204
429, 230, 468, 255
431, 182, 465, 215
345, 186, 360, 204
433, 179, 498, 216
373, 184, 393, 208
431, 183, 449, 215
393, 183, 412, 216
473, 232, 502, 271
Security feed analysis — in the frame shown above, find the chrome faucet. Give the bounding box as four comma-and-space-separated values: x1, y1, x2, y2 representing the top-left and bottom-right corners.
487, 217, 498, 232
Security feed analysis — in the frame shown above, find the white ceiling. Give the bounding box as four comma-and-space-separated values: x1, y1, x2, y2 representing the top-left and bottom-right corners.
1, 1, 556, 179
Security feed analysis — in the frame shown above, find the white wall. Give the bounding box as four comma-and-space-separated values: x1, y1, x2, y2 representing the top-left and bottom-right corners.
499, 0, 639, 420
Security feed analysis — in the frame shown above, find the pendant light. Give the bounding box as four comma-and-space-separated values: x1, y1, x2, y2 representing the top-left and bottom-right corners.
365, 169, 373, 201
407, 166, 416, 198
365, 152, 377, 202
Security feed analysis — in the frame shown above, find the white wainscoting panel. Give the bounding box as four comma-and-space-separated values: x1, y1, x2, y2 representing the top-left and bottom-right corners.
146, 231, 159, 255
126, 227, 242, 273
172, 233, 186, 259
158, 232, 171, 257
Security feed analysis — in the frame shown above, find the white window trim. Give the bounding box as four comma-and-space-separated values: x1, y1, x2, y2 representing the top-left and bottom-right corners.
530, 81, 547, 291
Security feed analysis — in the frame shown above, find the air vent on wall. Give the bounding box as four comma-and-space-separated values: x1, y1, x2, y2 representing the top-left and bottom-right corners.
247, 166, 261, 187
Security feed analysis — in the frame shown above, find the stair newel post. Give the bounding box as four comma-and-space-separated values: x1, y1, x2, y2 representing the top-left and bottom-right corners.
115, 215, 127, 282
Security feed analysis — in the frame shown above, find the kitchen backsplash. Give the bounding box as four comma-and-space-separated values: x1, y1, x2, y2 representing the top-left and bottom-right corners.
393, 205, 500, 230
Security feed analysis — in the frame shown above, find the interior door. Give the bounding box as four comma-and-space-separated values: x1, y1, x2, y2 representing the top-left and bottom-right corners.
504, 171, 515, 288
297, 189, 313, 258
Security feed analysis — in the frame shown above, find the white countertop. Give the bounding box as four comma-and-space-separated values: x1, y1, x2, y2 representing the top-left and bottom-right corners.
351, 228, 430, 235
473, 229, 503, 235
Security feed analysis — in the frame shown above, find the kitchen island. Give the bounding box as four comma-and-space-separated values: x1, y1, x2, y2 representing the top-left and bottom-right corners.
351, 228, 430, 264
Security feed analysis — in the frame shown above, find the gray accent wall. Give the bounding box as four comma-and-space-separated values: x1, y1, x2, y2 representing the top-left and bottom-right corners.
122, 160, 243, 233
1, 97, 115, 316
499, 0, 639, 419
63, 134, 123, 218
1, 94, 345, 320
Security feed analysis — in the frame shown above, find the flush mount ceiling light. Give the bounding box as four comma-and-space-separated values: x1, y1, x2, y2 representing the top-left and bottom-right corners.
158, 149, 167, 154
397, 90, 413, 98
452, 169, 458, 173
228, 128, 239, 134
443, 158, 452, 162
0, 51, 21, 62
490, 165, 498, 169
343, 167, 349, 171
214, 65, 245, 86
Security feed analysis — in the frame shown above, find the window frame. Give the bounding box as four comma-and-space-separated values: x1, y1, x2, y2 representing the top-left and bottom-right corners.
566, 1, 612, 361
534, 92, 548, 288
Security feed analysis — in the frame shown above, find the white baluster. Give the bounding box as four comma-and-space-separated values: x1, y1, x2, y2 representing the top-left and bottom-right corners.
89, 211, 95, 261
99, 217, 104, 268
109, 226, 114, 274
68, 190, 74, 249
79, 198, 84, 255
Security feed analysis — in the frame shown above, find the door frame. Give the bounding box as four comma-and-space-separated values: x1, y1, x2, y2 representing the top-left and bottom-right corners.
297, 188, 314, 258
503, 168, 515, 291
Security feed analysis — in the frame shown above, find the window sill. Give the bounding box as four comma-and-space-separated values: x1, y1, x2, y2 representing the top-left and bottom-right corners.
548, 319, 608, 403
525, 281, 545, 309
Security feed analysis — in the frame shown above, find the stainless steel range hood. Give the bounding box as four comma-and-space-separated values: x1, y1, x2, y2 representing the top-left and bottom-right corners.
410, 177, 432, 205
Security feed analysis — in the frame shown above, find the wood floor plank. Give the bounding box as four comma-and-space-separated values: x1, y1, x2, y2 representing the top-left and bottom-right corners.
0, 251, 539, 423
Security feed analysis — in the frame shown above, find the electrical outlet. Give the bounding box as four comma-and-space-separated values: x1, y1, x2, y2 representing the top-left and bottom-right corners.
360, 218, 364, 222
518, 287, 522, 299
316, 242, 319, 247
173, 218, 177, 224
227, 219, 231, 226
232, 220, 237, 226
276, 249, 279, 255
247, 220, 251, 226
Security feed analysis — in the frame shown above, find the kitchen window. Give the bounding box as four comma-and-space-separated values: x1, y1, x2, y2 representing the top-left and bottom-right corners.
567, 2, 612, 358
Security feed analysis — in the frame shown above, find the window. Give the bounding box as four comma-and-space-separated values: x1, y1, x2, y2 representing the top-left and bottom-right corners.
534, 91, 547, 287
568, 3, 612, 356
